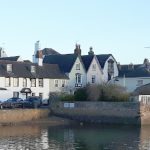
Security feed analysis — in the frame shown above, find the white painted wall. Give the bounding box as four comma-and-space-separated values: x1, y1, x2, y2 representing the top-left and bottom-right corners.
0, 77, 68, 102
102, 56, 119, 82
87, 56, 103, 84
117, 77, 150, 92
67, 57, 86, 92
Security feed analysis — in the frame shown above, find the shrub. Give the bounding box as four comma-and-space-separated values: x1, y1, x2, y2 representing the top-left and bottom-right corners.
74, 87, 88, 101
60, 94, 74, 102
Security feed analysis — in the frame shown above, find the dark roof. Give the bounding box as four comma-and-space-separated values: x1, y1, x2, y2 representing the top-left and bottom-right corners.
0, 60, 68, 79
96, 54, 112, 68
81, 55, 94, 71
118, 64, 150, 77
0, 56, 20, 61
133, 83, 150, 95
43, 54, 78, 72
42, 48, 60, 55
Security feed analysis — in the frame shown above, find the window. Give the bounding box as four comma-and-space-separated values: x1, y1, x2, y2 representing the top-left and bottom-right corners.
5, 78, 11, 87
7, 64, 12, 72
62, 80, 65, 87
13, 92, 19, 98
39, 78, 43, 87
108, 59, 114, 75
31, 79, 36, 87
92, 64, 96, 71
76, 63, 80, 70
137, 80, 143, 86
31, 66, 36, 73
55, 80, 59, 87
39, 93, 43, 99
75, 73, 82, 86
92, 75, 96, 83
23, 78, 27, 87
13, 78, 19, 87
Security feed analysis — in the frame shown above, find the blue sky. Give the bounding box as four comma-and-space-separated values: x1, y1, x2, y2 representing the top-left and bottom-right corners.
0, 0, 150, 64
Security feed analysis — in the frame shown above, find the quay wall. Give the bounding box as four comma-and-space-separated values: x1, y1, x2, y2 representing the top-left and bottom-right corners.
51, 101, 150, 125
0, 109, 50, 125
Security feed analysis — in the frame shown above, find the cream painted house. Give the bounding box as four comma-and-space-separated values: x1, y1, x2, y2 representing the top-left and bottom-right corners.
43, 44, 87, 93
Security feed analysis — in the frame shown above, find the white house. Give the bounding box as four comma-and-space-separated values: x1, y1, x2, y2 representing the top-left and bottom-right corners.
96, 54, 119, 83
0, 60, 68, 101
81, 48, 103, 84
43, 44, 87, 93
117, 60, 150, 92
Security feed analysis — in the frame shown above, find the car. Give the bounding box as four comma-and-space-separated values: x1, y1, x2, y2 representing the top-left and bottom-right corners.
1, 97, 24, 109
23, 96, 42, 108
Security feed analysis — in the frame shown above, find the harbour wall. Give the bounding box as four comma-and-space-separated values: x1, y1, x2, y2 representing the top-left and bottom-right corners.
51, 101, 150, 125
0, 109, 50, 125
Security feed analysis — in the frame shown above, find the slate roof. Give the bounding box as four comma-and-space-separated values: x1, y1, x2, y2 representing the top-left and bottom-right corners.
81, 55, 94, 71
96, 54, 112, 68
42, 48, 60, 55
0, 60, 68, 79
118, 64, 150, 77
133, 83, 150, 95
0, 56, 20, 61
43, 54, 78, 72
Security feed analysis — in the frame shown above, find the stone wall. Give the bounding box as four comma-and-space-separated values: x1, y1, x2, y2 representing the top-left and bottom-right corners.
51, 101, 146, 125
0, 109, 50, 124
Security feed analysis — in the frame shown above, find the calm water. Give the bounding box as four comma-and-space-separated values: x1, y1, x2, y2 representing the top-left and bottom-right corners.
0, 124, 150, 150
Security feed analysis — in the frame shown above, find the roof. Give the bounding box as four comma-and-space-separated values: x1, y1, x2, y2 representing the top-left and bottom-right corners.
118, 64, 150, 77
96, 54, 112, 68
0, 60, 68, 79
0, 56, 20, 61
43, 54, 78, 72
81, 55, 94, 71
42, 48, 60, 55
133, 83, 150, 95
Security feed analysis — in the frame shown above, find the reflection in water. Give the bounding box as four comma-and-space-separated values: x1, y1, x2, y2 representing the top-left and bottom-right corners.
1, 124, 150, 149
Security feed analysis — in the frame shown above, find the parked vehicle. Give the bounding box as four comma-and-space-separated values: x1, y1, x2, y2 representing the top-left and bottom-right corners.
23, 96, 42, 108
1, 97, 24, 109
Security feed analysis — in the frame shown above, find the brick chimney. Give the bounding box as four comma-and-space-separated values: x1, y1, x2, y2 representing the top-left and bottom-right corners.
74, 44, 81, 56
88, 46, 94, 55
35, 50, 43, 66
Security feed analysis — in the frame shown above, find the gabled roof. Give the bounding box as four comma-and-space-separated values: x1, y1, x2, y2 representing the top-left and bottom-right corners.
81, 55, 94, 71
96, 54, 112, 68
43, 54, 78, 72
0, 56, 20, 61
42, 48, 60, 55
118, 64, 150, 77
0, 60, 68, 79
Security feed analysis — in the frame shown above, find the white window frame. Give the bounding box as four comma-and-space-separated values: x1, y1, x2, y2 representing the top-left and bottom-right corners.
62, 80, 65, 87
55, 80, 59, 87
76, 73, 82, 84
5, 77, 11, 87
13, 78, 19, 87
23, 78, 27, 87
92, 75, 96, 83
31, 66, 36, 73
31, 78, 36, 87
39, 78, 43, 87
7, 64, 12, 72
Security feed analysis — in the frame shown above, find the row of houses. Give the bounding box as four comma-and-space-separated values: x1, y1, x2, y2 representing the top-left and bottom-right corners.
0, 41, 118, 101
0, 41, 149, 102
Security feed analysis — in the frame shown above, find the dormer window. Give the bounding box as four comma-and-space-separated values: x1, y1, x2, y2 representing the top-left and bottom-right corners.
7, 64, 12, 72
31, 65, 36, 73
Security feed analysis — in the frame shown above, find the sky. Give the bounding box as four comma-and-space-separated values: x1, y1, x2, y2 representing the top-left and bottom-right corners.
0, 0, 150, 64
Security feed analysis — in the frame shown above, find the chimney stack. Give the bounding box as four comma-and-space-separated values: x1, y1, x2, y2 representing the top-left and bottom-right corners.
88, 46, 94, 55
74, 44, 81, 56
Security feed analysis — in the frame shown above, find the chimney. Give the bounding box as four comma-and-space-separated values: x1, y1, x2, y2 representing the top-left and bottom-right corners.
117, 62, 121, 70
74, 44, 81, 56
36, 50, 43, 66
88, 46, 94, 55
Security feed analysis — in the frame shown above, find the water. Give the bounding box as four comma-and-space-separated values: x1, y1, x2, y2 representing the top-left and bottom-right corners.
0, 124, 150, 150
